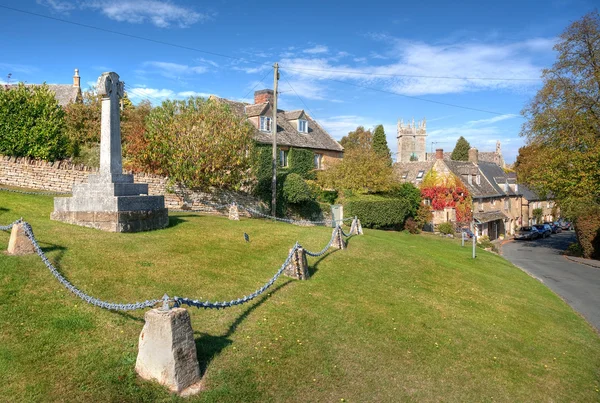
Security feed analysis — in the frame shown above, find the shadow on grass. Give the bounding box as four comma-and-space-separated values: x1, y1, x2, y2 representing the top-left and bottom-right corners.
167, 215, 188, 228
308, 246, 342, 277
193, 280, 292, 377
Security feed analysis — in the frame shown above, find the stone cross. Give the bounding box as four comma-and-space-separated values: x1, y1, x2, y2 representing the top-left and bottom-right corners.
97, 72, 125, 178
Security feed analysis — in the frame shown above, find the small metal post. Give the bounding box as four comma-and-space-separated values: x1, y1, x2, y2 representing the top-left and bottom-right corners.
161, 294, 171, 311
462, 230, 465, 247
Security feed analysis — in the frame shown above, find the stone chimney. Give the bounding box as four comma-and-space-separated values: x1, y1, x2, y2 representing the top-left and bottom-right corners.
73, 68, 80, 88
435, 148, 444, 160
254, 89, 274, 104
468, 147, 479, 164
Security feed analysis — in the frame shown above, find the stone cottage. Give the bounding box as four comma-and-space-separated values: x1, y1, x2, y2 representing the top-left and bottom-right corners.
211, 90, 343, 169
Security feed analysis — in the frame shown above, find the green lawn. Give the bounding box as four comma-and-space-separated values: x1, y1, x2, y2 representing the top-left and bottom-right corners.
1, 190, 599, 402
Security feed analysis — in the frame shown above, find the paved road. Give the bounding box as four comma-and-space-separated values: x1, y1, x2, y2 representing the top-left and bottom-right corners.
502, 231, 600, 332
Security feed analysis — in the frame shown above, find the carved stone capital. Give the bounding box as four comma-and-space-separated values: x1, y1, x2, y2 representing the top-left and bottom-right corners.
97, 72, 124, 99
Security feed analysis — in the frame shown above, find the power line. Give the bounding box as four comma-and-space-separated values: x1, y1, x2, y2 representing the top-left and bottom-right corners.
280, 66, 541, 82
0, 5, 270, 68
280, 71, 319, 122
281, 67, 512, 116
242, 69, 273, 100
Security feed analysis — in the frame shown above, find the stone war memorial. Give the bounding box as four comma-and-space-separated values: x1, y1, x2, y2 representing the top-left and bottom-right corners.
51, 72, 168, 232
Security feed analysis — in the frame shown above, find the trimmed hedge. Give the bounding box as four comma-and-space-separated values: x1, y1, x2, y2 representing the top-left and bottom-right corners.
344, 194, 414, 229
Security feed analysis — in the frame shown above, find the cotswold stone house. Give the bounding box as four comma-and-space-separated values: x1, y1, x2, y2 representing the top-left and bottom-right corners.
520, 185, 558, 225
4, 68, 82, 107
395, 148, 522, 240
211, 90, 343, 169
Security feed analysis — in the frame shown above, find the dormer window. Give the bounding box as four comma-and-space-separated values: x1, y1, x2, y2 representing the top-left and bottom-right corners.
260, 116, 272, 132
298, 119, 308, 133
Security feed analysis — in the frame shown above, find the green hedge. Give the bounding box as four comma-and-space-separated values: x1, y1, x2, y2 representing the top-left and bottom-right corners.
344, 194, 414, 229
0, 83, 68, 161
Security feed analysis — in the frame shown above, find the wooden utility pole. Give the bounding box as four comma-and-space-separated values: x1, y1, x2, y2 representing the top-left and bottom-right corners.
271, 62, 279, 217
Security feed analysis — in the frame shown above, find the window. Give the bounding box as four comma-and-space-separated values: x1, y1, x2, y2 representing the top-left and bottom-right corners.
491, 198, 496, 206
402, 171, 408, 180
424, 199, 431, 206
279, 149, 288, 167
504, 198, 509, 211
476, 175, 481, 185
259, 116, 272, 132
468, 174, 472, 185
298, 119, 308, 133
416, 170, 424, 179
314, 153, 323, 169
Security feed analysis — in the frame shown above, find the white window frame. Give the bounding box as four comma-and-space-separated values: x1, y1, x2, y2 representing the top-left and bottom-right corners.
416, 170, 424, 179
402, 171, 409, 179
476, 175, 481, 185
260, 116, 272, 132
468, 174, 472, 185
314, 153, 323, 169
279, 149, 288, 167
298, 119, 308, 133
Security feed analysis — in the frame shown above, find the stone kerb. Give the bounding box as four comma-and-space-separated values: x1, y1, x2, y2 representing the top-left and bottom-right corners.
135, 308, 203, 396
284, 247, 310, 280
6, 223, 35, 256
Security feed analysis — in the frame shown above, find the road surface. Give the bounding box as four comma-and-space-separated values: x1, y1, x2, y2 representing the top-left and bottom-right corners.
501, 231, 600, 332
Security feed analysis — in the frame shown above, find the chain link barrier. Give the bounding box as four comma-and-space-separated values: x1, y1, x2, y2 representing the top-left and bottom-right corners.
2, 217, 357, 312
174, 243, 298, 309
0, 218, 21, 231
0, 187, 70, 196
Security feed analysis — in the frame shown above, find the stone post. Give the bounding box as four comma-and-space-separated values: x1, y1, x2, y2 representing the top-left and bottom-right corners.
284, 247, 309, 280
332, 227, 346, 250
97, 72, 125, 179
6, 223, 35, 256
355, 218, 363, 235
228, 203, 240, 221
135, 308, 202, 396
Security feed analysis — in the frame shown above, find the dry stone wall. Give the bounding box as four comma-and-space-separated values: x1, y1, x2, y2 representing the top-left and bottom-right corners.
0, 155, 263, 214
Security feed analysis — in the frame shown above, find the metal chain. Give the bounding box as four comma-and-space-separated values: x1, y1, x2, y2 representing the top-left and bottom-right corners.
0, 187, 70, 196
303, 227, 338, 257
21, 222, 160, 311
0, 218, 22, 231
174, 243, 299, 309
3, 215, 355, 311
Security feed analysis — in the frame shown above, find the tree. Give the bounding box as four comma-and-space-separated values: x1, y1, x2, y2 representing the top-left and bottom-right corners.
317, 146, 395, 194
372, 124, 392, 166
0, 83, 67, 161
518, 11, 600, 258
137, 97, 255, 190
450, 136, 471, 161
339, 126, 372, 151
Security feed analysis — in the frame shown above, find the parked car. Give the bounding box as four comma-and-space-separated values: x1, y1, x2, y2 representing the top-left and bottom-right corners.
533, 224, 552, 238
559, 221, 573, 231
545, 222, 562, 233
514, 226, 540, 240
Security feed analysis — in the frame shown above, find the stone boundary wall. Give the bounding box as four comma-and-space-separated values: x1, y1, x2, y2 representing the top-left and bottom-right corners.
0, 155, 263, 214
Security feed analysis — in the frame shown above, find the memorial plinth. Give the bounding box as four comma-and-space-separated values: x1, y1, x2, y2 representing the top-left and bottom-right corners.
51, 72, 168, 232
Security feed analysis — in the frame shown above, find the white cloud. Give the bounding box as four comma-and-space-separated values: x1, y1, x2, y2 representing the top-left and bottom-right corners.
177, 91, 212, 98
36, 0, 76, 13
143, 61, 209, 79
278, 37, 550, 97
0, 63, 38, 75
465, 114, 518, 126
303, 45, 329, 54
38, 0, 209, 28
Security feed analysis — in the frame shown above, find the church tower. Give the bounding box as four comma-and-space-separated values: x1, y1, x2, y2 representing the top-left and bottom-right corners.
397, 118, 427, 162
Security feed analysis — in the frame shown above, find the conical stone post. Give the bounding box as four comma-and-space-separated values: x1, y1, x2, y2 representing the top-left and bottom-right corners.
284, 247, 310, 280
6, 223, 35, 255
135, 308, 202, 396
333, 227, 346, 250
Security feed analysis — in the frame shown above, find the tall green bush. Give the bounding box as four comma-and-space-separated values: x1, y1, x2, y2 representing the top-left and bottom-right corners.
0, 83, 67, 161
283, 173, 313, 204
344, 194, 413, 229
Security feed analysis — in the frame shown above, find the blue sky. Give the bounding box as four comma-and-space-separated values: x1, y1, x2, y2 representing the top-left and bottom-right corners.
0, 0, 595, 162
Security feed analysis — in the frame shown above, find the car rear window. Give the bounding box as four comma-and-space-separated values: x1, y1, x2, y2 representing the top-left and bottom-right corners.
520, 227, 533, 231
